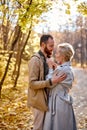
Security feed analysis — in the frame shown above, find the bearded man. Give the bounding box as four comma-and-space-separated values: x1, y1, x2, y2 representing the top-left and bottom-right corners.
27, 34, 66, 130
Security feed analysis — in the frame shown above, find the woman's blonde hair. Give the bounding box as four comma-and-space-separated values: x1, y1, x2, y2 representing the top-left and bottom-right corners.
57, 43, 75, 61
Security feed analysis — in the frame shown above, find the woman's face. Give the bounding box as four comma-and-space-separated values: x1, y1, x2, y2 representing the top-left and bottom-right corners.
55, 48, 64, 65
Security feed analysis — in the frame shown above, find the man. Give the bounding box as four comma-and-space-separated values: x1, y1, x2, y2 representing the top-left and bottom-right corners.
27, 34, 66, 130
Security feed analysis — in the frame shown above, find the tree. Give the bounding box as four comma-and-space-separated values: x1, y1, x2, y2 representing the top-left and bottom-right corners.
77, 2, 87, 16
0, 0, 51, 97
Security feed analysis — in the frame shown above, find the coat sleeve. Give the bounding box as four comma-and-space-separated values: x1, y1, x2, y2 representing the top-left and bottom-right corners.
28, 56, 51, 90
61, 70, 74, 88
55, 66, 74, 89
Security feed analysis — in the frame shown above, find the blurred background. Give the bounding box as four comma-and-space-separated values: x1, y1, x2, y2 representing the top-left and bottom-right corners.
0, 0, 87, 130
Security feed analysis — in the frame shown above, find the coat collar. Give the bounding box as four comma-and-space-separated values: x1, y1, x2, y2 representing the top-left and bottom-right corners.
38, 50, 46, 61
60, 61, 71, 67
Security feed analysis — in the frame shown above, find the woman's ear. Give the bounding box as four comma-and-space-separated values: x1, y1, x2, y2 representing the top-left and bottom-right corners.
62, 55, 65, 62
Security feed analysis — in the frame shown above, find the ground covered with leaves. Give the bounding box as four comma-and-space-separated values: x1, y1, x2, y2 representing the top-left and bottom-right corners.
71, 68, 87, 130
0, 65, 87, 130
0, 87, 33, 130
0, 63, 33, 130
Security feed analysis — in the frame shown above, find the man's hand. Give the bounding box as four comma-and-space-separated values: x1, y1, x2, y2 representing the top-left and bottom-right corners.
51, 73, 67, 84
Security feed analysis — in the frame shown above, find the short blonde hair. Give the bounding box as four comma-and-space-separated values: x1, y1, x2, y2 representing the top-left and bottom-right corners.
57, 43, 75, 61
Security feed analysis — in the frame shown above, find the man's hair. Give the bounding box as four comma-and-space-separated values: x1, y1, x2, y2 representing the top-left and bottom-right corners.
40, 34, 53, 46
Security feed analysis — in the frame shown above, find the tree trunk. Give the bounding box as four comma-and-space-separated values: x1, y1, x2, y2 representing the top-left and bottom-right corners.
86, 31, 87, 66
80, 28, 84, 67
0, 26, 21, 98
13, 28, 31, 88
12, 31, 22, 80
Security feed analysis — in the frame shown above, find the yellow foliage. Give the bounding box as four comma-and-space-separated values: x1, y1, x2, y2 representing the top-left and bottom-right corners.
77, 2, 87, 16
65, 9, 71, 15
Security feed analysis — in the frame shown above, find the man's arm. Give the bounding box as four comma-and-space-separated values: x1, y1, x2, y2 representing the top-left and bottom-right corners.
28, 56, 66, 90
28, 56, 51, 90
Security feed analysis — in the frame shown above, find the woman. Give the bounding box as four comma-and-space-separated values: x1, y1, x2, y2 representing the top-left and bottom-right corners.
43, 43, 77, 130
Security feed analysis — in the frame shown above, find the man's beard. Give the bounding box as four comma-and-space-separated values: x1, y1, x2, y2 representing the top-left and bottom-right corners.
44, 46, 52, 58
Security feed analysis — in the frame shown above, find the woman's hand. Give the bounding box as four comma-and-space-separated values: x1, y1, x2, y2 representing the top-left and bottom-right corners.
46, 58, 57, 69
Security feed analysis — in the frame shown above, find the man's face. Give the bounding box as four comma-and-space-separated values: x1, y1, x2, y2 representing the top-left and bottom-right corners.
44, 38, 54, 57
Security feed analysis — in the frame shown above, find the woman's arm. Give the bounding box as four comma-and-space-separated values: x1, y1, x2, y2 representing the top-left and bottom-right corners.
55, 66, 74, 89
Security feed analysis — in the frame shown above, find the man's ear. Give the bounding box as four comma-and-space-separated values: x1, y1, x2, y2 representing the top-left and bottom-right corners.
41, 42, 45, 48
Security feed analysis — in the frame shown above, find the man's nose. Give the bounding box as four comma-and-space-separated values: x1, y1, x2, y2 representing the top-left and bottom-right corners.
52, 47, 54, 51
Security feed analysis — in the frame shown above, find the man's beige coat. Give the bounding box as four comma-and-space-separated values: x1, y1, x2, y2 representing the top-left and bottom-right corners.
27, 53, 51, 111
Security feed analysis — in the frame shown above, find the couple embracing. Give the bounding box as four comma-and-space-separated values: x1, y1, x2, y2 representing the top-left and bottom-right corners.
27, 34, 77, 130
